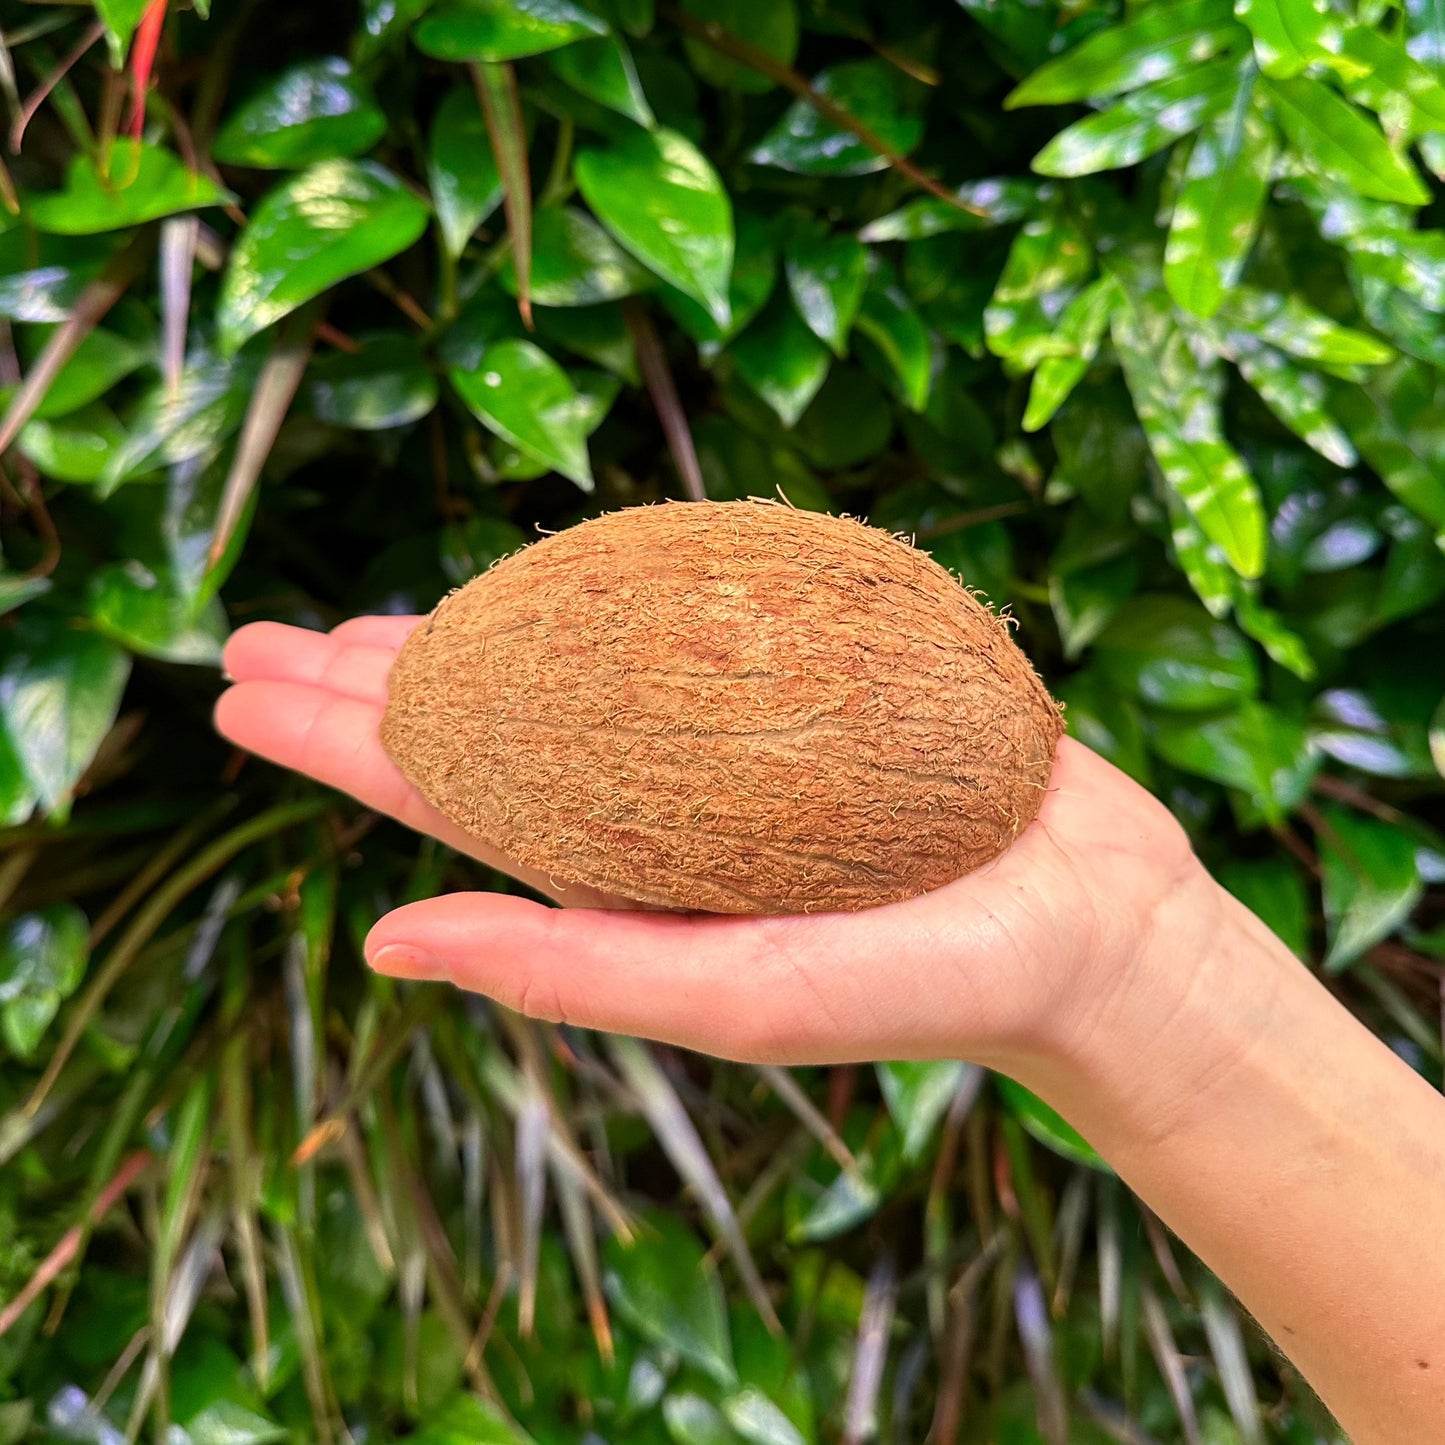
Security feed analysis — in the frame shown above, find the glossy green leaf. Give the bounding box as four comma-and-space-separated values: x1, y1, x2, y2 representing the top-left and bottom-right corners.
1032, 63, 1241, 177
217, 160, 431, 354
1151, 701, 1317, 823
413, 0, 608, 61
859, 177, 1043, 241
1312, 685, 1442, 780
723, 1388, 808, 1445
876, 1060, 969, 1163
1333, 366, 1445, 531
501, 204, 652, 305
1165, 82, 1277, 318
728, 296, 831, 427
547, 34, 655, 126
854, 269, 930, 412
308, 333, 438, 430
0, 574, 51, 620
1214, 286, 1393, 367
1095, 594, 1259, 711
358, 0, 437, 56
995, 1076, 1109, 1172
427, 84, 505, 258
1056, 669, 1153, 784
28, 142, 232, 236
87, 561, 229, 666
105, 352, 260, 488
682, 0, 798, 93
93, 0, 152, 60
12, 326, 149, 420
0, 614, 131, 816
407, 1394, 536, 1445
1343, 25, 1445, 135
576, 126, 733, 327
659, 209, 775, 345
451, 337, 594, 488
1022, 274, 1117, 431
1051, 555, 1139, 660
0, 905, 88, 1058
664, 1394, 734, 1445
985, 212, 1094, 370
784, 223, 868, 357
749, 61, 924, 177
1008, 0, 1242, 106
1235, 591, 1316, 680
1228, 335, 1355, 466
1318, 803, 1424, 970
1113, 296, 1267, 578
605, 1213, 736, 1387
18, 406, 127, 484
533, 301, 638, 379
1218, 856, 1311, 958
1265, 75, 1431, 205
213, 58, 386, 169
1235, 0, 1353, 76
1162, 486, 1237, 618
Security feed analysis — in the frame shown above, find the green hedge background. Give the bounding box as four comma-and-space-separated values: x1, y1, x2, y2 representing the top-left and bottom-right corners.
0, 0, 1442, 1440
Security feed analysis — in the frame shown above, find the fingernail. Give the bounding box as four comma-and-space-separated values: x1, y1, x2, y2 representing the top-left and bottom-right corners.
369, 943, 449, 982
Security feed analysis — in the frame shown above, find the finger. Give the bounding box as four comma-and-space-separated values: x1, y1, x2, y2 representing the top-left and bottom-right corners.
222, 623, 397, 705
328, 615, 424, 651
214, 680, 622, 908
363, 891, 982, 1064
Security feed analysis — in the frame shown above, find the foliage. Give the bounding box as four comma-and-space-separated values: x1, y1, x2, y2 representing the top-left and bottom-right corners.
0, 0, 1442, 1441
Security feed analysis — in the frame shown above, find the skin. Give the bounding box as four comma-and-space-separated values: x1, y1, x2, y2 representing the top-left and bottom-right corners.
217, 615, 1445, 1444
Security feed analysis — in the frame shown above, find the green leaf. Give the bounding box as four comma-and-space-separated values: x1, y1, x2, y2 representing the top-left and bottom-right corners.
0, 574, 51, 619
407, 1394, 536, 1445
1235, 592, 1316, 680
28, 142, 232, 235
659, 209, 774, 345
179, 1402, 285, 1445
0, 614, 131, 816
358, 0, 437, 55
1265, 75, 1431, 205
1235, 0, 1354, 76
1151, 701, 1317, 823
1113, 295, 1267, 578
995, 1076, 1109, 1172
1055, 668, 1153, 784
1432, 695, 1445, 780
87, 561, 229, 666
308, 332, 438, 430
11, 326, 149, 420
1332, 366, 1445, 531
723, 1388, 809, 1445
576, 126, 733, 327
605, 1213, 736, 1387
212, 58, 387, 169
427, 84, 505, 258
0, 904, 88, 1058
1032, 63, 1241, 177
413, 0, 608, 60
682, 0, 798, 93
1228, 335, 1355, 466
728, 295, 831, 427
1217, 856, 1311, 958
1050, 555, 1138, 660
749, 60, 924, 177
217, 160, 431, 355
1022, 274, 1117, 431
1318, 803, 1424, 971
450, 337, 594, 488
104, 352, 261, 488
1343, 25, 1445, 135
854, 268, 931, 412
784, 222, 868, 357
502, 204, 652, 305
1008, 0, 1243, 107
1213, 286, 1394, 366
663, 1394, 734, 1445
18, 406, 127, 484
1095, 594, 1259, 711
876, 1060, 969, 1163
533, 301, 638, 380
1162, 486, 1237, 617
1165, 81, 1277, 319
985, 211, 1094, 370
859, 177, 1043, 241
93, 0, 152, 60
547, 34, 655, 126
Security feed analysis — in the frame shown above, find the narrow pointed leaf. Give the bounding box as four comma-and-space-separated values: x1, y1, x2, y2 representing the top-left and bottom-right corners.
1023, 273, 1117, 430
1235, 0, 1353, 76
1229, 335, 1356, 465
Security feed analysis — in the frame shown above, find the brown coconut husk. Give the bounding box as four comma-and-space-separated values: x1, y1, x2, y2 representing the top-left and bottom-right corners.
381, 499, 1063, 914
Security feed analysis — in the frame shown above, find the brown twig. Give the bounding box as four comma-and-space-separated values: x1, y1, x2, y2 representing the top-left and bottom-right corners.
916, 500, 1031, 541
9, 19, 104, 154
660, 4, 984, 217
1312, 773, 1406, 825
624, 300, 706, 502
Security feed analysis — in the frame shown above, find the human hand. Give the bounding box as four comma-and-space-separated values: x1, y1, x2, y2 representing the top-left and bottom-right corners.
216, 616, 1218, 1073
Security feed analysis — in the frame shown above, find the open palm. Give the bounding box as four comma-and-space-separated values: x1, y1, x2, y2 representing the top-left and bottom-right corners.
216, 617, 1205, 1067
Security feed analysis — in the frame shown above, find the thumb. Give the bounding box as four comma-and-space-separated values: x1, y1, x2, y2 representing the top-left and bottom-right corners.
363, 892, 966, 1064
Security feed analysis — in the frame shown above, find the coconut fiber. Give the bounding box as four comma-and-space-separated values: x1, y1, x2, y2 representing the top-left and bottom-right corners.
381, 500, 1063, 914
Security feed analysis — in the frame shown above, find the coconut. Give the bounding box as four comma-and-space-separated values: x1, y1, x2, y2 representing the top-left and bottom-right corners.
381, 500, 1062, 914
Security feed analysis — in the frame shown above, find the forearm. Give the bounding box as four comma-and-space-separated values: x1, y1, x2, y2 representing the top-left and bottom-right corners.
1018, 876, 1445, 1444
